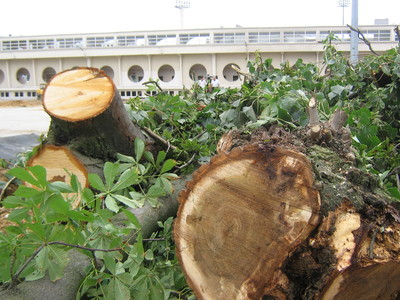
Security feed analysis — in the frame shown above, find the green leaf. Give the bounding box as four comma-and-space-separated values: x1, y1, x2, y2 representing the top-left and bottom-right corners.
111, 169, 138, 192
104, 253, 117, 275
48, 194, 71, 214
147, 185, 166, 198
104, 162, 120, 189
8, 167, 41, 187
13, 185, 42, 198
122, 209, 142, 229
69, 174, 81, 192
143, 150, 155, 164
3, 195, 30, 208
107, 277, 131, 300
7, 208, 30, 222
112, 194, 140, 209
156, 151, 166, 166
242, 106, 257, 122
134, 137, 145, 162
160, 159, 176, 174
46, 245, 68, 281
88, 173, 107, 192
48, 181, 74, 193
144, 249, 154, 261
105, 195, 120, 213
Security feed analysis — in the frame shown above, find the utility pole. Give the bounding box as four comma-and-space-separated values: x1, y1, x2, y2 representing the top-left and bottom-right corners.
350, 0, 359, 64
175, 0, 191, 29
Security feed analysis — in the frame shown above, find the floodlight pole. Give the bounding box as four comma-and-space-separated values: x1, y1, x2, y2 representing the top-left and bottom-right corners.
337, 0, 349, 26
350, 0, 359, 64
175, 1, 190, 29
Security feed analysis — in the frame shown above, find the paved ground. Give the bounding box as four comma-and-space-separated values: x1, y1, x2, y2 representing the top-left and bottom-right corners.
0, 106, 50, 160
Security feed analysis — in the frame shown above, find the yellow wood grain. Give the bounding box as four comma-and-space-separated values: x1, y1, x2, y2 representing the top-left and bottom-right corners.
43, 68, 114, 122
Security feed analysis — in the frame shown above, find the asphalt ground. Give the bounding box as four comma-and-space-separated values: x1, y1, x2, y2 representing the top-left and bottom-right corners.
0, 106, 50, 160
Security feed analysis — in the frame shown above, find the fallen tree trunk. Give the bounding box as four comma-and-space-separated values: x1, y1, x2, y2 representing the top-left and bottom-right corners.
174, 125, 400, 300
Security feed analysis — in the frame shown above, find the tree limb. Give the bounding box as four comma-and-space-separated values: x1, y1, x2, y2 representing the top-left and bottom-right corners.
347, 24, 379, 56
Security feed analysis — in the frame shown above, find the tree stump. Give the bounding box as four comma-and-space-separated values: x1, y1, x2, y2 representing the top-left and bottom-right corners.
26, 67, 153, 191
43, 67, 152, 161
174, 126, 400, 300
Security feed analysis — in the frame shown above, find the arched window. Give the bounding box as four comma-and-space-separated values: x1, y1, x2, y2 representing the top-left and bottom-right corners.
0, 69, 4, 84
16, 68, 30, 84
223, 64, 241, 82
100, 66, 114, 79
189, 64, 207, 81
158, 65, 175, 83
42, 67, 56, 83
128, 65, 144, 82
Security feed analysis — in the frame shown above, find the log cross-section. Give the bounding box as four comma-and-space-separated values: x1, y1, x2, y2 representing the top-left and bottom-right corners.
174, 143, 321, 300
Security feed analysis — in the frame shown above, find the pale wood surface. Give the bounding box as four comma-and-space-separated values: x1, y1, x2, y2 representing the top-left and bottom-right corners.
27, 145, 87, 208
174, 144, 321, 299
43, 68, 114, 122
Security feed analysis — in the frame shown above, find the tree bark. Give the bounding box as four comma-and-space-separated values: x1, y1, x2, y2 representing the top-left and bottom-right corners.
174, 126, 400, 300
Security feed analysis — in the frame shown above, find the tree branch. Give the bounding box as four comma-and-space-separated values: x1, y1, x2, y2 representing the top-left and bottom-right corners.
394, 26, 400, 44
347, 24, 379, 56
142, 126, 178, 152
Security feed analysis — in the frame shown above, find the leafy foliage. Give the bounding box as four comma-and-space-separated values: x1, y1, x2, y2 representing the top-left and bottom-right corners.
0, 35, 399, 299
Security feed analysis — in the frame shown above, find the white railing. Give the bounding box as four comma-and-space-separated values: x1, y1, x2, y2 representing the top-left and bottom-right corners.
1, 25, 398, 51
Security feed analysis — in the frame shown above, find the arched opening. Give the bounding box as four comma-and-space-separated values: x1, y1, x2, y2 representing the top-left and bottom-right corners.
101, 66, 114, 79
223, 64, 241, 82
158, 65, 175, 83
128, 65, 144, 83
189, 64, 207, 81
0, 69, 4, 84
16, 68, 30, 84
42, 67, 56, 83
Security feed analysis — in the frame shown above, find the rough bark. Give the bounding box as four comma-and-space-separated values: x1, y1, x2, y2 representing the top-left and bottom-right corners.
174, 125, 400, 300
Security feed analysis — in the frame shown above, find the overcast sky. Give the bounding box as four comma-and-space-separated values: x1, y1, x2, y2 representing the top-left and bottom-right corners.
1, 0, 399, 36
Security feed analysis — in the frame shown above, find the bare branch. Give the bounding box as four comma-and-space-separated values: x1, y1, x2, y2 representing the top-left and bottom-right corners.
347, 24, 379, 56
142, 126, 178, 152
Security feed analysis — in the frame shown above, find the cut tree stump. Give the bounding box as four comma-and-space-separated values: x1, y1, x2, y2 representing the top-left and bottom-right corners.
174, 143, 321, 299
174, 127, 400, 300
43, 67, 152, 161
26, 67, 154, 200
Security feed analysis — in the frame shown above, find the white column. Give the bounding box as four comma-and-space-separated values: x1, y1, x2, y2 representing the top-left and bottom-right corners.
32, 59, 37, 86
212, 53, 217, 76
6, 60, 11, 87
